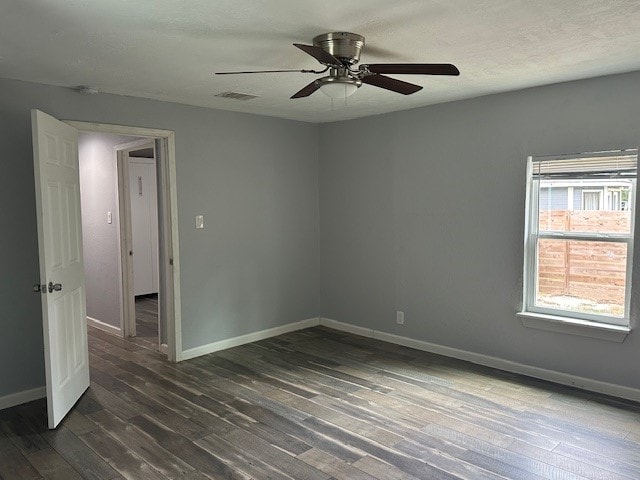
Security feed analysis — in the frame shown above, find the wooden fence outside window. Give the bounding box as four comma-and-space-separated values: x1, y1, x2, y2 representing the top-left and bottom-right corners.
537, 210, 629, 305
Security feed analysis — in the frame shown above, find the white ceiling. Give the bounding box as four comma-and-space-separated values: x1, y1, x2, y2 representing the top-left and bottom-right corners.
2, 1, 639, 123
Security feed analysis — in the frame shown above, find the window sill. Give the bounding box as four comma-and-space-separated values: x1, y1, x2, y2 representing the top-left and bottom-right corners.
517, 311, 630, 342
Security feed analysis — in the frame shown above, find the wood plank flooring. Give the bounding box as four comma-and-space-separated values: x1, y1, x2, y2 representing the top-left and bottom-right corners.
1, 325, 640, 479
131, 294, 159, 352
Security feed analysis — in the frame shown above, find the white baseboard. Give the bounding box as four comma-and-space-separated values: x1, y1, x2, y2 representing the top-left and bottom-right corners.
0, 386, 46, 411
181, 317, 320, 361
87, 316, 122, 337
319, 318, 640, 403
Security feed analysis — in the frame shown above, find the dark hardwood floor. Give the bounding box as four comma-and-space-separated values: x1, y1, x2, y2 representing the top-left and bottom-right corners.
1, 325, 640, 479
132, 294, 159, 352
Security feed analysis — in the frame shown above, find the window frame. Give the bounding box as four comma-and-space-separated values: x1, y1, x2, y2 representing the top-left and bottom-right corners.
522, 152, 637, 328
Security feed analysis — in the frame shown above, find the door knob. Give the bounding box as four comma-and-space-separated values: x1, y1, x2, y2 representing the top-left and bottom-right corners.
48, 282, 63, 293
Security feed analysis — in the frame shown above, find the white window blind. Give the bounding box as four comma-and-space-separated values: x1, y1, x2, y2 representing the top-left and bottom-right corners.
532, 151, 637, 179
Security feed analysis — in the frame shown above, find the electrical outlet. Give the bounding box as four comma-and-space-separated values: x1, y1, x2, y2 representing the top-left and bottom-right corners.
195, 215, 204, 229
396, 311, 405, 325
107, 211, 112, 224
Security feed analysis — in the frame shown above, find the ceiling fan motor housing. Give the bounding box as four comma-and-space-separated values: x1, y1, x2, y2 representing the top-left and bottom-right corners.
313, 32, 365, 65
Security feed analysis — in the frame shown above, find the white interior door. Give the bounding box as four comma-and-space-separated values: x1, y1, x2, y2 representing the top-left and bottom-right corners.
129, 158, 159, 296
32, 110, 90, 429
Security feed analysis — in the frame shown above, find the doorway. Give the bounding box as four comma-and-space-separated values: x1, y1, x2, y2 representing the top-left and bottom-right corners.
71, 122, 182, 362
115, 138, 163, 353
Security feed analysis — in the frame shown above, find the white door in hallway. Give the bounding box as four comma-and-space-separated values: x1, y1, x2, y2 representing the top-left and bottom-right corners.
129, 157, 159, 296
32, 109, 90, 429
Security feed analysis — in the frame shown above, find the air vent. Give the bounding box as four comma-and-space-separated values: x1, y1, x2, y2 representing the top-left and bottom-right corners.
214, 91, 258, 101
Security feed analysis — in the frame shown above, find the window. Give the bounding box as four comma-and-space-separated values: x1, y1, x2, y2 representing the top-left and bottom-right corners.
607, 188, 628, 211
522, 150, 637, 327
581, 190, 602, 210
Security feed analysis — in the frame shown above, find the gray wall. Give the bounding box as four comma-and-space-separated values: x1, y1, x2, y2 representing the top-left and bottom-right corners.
319, 70, 640, 390
4, 70, 640, 401
79, 132, 140, 329
0, 78, 319, 398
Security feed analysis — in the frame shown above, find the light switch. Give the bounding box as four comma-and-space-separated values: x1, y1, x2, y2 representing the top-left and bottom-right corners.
195, 215, 204, 229
107, 211, 112, 224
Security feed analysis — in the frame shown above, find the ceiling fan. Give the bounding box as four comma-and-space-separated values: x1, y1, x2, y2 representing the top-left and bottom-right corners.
215, 32, 460, 99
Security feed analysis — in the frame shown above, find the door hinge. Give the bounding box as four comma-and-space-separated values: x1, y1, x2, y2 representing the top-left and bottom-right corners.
33, 284, 46, 293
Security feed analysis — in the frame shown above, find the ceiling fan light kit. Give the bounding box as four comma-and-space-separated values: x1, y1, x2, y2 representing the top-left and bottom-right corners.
215, 32, 459, 100
316, 75, 361, 98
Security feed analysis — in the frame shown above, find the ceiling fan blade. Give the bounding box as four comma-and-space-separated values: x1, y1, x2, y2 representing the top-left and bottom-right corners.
215, 69, 320, 75
364, 63, 460, 76
361, 74, 423, 95
291, 80, 320, 99
293, 43, 342, 66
